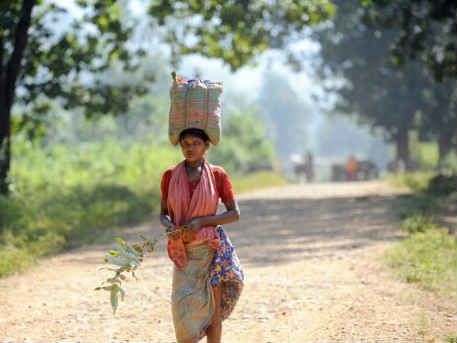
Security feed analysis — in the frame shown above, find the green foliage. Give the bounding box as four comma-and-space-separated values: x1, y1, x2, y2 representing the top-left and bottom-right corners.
387, 172, 434, 193
387, 169, 457, 302
385, 229, 457, 298
149, 0, 335, 71
366, 1, 457, 81
0, 136, 181, 277
400, 214, 435, 234
315, 0, 456, 165
426, 174, 457, 197
413, 142, 439, 170
3, 0, 148, 123
389, 172, 456, 221
209, 109, 276, 174
0, 245, 36, 278
95, 235, 160, 315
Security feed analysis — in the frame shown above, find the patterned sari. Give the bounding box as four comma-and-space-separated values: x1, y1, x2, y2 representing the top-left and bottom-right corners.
167, 159, 244, 343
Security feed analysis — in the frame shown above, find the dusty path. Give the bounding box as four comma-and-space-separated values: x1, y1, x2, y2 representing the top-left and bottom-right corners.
1, 181, 456, 343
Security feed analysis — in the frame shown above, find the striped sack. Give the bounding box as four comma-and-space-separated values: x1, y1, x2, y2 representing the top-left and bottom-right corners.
169, 75, 223, 145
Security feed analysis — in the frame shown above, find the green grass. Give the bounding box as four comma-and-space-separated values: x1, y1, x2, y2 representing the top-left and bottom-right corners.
385, 169, 457, 302
386, 228, 457, 299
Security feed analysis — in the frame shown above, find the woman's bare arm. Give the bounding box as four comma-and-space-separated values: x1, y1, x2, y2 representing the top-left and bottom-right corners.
184, 200, 240, 230
160, 199, 181, 239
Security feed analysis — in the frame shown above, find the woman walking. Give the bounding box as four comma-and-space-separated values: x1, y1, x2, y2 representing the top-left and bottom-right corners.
160, 127, 244, 343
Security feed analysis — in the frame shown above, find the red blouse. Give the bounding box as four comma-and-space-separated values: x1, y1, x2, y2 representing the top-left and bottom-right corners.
160, 165, 235, 210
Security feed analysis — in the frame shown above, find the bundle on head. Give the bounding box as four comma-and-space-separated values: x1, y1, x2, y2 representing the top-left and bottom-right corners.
168, 72, 223, 146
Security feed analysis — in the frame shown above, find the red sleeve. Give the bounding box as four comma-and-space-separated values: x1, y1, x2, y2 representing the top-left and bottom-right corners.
160, 169, 172, 207
212, 166, 235, 205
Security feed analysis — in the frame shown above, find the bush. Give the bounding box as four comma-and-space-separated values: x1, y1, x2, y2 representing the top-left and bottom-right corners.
426, 174, 457, 196
393, 193, 441, 220
386, 171, 434, 192
400, 214, 435, 234
386, 229, 457, 297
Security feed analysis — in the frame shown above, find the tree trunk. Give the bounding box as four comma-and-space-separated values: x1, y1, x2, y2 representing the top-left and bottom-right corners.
0, 0, 36, 196
438, 131, 452, 168
0, 97, 12, 196
395, 126, 410, 169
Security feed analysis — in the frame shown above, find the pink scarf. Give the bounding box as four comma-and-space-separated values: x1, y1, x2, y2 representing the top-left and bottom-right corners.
167, 159, 220, 269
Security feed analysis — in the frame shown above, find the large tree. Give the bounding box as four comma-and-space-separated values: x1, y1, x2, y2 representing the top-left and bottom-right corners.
1, 0, 335, 195
362, 0, 457, 162
313, 0, 452, 166
0, 0, 149, 195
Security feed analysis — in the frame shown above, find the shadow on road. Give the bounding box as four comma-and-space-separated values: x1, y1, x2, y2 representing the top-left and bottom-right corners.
75, 192, 403, 270
226, 194, 403, 267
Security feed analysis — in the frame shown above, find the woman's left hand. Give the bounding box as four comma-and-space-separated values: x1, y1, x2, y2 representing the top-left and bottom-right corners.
183, 217, 204, 231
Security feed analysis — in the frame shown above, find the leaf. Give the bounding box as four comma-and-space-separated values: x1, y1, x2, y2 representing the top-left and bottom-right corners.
125, 244, 142, 257
129, 260, 140, 268
116, 244, 141, 261
131, 243, 143, 253
115, 236, 126, 247
105, 253, 130, 266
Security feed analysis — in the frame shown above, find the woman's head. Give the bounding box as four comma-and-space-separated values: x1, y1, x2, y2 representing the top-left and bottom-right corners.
179, 128, 210, 163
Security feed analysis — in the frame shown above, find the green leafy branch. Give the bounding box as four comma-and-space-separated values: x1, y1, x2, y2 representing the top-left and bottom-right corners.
94, 234, 164, 315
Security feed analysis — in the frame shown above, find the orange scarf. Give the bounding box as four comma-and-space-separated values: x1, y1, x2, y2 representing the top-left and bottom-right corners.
167, 159, 220, 269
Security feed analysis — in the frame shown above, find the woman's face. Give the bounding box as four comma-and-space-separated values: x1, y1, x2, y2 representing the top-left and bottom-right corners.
179, 134, 209, 163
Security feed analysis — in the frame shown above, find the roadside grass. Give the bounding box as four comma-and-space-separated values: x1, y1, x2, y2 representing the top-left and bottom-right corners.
385, 228, 457, 299
386, 172, 457, 301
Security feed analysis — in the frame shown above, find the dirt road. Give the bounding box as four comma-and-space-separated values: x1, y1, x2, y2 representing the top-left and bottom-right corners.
1, 181, 456, 342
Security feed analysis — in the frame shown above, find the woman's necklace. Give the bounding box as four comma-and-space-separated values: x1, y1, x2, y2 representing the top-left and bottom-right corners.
185, 159, 204, 182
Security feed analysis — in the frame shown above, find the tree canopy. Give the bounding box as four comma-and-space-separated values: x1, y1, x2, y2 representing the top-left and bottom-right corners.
363, 0, 457, 82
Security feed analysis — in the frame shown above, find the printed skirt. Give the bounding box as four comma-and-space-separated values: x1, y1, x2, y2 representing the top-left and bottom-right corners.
171, 226, 244, 343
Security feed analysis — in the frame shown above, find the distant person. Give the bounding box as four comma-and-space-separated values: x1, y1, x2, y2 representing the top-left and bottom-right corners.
304, 151, 314, 182
346, 155, 358, 181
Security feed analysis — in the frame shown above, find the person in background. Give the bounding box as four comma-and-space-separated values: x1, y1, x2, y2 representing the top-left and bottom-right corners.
346, 155, 358, 181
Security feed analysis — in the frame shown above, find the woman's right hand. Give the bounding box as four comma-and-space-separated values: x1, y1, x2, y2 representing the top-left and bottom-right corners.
166, 224, 181, 240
